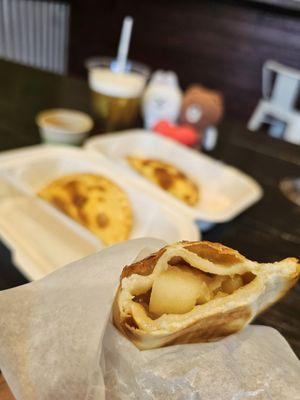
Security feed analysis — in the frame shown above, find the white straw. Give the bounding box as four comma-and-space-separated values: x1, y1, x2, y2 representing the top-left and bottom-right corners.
116, 16, 133, 73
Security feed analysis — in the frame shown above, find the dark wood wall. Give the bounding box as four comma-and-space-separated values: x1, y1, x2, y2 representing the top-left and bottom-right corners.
69, 0, 300, 122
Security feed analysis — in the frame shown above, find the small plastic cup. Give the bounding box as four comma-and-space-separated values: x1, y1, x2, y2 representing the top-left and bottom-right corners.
36, 109, 94, 145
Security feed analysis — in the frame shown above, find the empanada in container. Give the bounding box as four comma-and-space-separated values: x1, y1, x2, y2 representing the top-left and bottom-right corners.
127, 156, 199, 206
38, 173, 133, 245
113, 241, 299, 350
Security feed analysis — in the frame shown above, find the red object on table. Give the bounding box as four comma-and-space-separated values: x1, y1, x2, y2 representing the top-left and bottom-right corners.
153, 120, 198, 147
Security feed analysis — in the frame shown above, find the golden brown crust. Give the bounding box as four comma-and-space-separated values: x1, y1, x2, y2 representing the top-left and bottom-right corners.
38, 173, 133, 245
114, 240, 300, 350
113, 287, 128, 335
184, 241, 246, 266
166, 306, 252, 345
115, 302, 253, 350
121, 241, 245, 280
127, 156, 199, 206
120, 247, 167, 280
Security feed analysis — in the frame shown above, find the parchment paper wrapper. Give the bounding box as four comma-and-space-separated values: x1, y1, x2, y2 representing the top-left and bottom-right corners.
103, 325, 300, 400
0, 238, 299, 400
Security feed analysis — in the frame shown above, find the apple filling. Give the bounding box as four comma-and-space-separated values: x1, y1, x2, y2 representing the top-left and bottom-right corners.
133, 264, 255, 318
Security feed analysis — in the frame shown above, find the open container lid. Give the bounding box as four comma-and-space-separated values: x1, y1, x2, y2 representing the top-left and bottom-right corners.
0, 145, 200, 281
85, 130, 263, 223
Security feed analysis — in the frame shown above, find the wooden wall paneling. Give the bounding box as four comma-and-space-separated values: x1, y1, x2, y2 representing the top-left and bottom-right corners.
68, 0, 300, 121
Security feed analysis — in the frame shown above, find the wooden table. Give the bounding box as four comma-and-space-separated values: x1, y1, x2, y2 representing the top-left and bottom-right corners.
207, 121, 300, 354
0, 373, 14, 400
0, 60, 299, 395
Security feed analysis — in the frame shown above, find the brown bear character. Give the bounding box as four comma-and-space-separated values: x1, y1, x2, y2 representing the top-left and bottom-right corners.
180, 85, 224, 149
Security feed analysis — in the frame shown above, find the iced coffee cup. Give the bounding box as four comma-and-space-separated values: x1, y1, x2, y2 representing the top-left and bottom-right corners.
86, 57, 150, 131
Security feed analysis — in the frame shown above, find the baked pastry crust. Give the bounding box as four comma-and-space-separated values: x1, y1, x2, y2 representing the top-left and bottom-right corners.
38, 173, 133, 245
113, 241, 299, 350
127, 156, 199, 206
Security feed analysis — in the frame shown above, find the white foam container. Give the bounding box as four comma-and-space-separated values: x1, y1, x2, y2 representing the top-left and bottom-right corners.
0, 145, 199, 280
85, 130, 263, 224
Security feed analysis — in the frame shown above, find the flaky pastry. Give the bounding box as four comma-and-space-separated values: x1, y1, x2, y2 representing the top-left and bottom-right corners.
113, 241, 299, 350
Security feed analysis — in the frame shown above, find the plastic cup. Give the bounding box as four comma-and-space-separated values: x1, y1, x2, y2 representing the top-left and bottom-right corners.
86, 57, 150, 132
36, 109, 93, 145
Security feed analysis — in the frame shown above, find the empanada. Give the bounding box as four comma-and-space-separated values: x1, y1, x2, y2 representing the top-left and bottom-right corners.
38, 173, 133, 245
127, 156, 199, 206
113, 241, 299, 350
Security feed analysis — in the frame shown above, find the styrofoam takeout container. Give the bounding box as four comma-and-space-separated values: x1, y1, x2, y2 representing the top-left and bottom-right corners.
85, 130, 263, 224
0, 145, 199, 280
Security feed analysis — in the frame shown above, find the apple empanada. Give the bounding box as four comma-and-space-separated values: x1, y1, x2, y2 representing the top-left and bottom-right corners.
113, 241, 299, 350
127, 156, 199, 206
38, 173, 133, 245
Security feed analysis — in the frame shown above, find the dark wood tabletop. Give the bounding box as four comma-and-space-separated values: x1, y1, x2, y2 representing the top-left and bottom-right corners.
0, 58, 299, 369
0, 373, 14, 400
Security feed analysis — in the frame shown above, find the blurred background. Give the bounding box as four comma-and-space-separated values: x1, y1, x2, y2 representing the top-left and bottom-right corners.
0, 0, 299, 122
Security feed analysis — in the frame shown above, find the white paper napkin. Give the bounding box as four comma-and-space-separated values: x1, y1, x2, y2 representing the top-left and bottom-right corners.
0, 238, 299, 400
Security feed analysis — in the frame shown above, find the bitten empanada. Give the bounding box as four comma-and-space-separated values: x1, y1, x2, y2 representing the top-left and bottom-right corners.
113, 241, 299, 350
